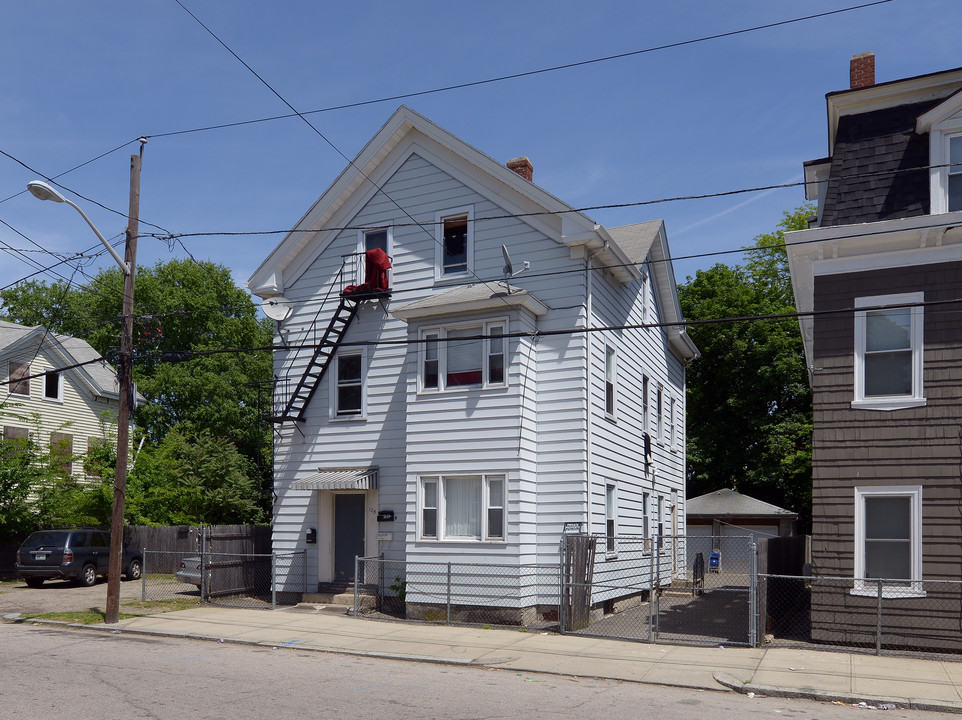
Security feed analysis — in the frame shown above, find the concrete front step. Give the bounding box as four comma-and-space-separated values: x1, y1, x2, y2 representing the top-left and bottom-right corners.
299, 591, 377, 613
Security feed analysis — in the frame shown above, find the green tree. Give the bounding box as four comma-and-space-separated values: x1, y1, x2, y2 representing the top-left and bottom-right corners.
0, 259, 274, 520
679, 206, 814, 530
127, 430, 265, 525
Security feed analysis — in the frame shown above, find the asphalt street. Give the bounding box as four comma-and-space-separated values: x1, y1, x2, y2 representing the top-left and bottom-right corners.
0, 622, 936, 720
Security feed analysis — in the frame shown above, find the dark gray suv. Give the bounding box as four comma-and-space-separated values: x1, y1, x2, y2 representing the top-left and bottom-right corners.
15, 529, 143, 587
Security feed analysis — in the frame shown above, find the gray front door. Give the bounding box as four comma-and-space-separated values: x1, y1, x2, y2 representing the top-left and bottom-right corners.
334, 494, 365, 583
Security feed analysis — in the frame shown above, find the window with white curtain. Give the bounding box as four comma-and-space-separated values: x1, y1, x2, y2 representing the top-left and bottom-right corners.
419, 474, 506, 541
420, 320, 507, 392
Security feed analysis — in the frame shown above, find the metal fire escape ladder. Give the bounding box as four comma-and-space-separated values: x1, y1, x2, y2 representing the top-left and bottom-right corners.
270, 297, 360, 423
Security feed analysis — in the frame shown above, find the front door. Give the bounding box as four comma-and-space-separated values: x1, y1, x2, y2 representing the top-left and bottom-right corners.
334, 494, 365, 583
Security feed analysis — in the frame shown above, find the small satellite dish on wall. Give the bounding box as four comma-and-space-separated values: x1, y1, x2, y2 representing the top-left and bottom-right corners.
501, 245, 530, 289
262, 296, 293, 322
502, 244, 514, 277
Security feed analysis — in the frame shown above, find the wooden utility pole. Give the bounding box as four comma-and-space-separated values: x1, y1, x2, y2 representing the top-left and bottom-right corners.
105, 145, 142, 624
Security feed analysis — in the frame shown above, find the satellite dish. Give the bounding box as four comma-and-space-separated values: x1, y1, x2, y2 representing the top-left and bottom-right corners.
262, 296, 293, 321
502, 244, 514, 277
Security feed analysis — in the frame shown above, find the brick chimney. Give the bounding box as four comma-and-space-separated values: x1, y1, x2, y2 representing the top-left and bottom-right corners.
507, 156, 533, 182
850, 51, 875, 89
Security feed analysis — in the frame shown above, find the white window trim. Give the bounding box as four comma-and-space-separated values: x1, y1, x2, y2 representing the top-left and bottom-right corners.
42, 370, 63, 403
852, 485, 924, 599
604, 344, 617, 420
605, 482, 617, 556
852, 293, 925, 410
417, 473, 507, 543
928, 123, 962, 214
329, 348, 367, 420
434, 206, 474, 282
656, 384, 664, 444
418, 318, 508, 394
668, 394, 677, 451
355, 225, 393, 285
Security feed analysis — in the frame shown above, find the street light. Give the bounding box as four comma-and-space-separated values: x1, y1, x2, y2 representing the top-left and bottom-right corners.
27, 181, 130, 274
27, 158, 141, 625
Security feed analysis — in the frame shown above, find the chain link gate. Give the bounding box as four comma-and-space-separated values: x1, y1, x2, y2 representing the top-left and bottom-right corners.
560, 533, 758, 647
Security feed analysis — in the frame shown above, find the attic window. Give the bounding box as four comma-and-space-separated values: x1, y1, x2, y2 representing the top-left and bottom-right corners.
44, 371, 62, 401
435, 206, 474, 280
7, 361, 29, 397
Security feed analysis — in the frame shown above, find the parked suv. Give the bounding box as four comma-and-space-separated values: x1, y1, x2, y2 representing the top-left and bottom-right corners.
15, 529, 143, 587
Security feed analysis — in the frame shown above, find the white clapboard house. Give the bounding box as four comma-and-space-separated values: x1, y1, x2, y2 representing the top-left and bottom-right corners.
248, 107, 698, 616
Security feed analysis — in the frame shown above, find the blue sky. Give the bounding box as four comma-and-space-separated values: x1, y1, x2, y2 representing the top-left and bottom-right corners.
1, 0, 958, 308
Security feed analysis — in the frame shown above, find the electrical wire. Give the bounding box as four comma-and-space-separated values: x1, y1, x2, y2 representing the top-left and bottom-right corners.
148, 0, 893, 141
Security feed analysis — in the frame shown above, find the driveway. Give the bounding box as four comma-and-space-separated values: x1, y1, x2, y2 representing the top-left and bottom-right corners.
0, 577, 146, 616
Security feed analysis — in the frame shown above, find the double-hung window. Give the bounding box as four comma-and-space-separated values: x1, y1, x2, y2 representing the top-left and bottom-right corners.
667, 395, 676, 450
656, 386, 664, 443
435, 207, 474, 280
853, 486, 923, 597
604, 345, 616, 418
605, 483, 617, 553
420, 320, 507, 392
331, 350, 365, 418
950, 135, 962, 212
357, 226, 393, 288
853, 293, 924, 409
419, 474, 506, 541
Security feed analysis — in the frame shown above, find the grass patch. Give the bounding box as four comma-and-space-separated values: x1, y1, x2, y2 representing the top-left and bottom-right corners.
22, 610, 139, 625
123, 597, 200, 613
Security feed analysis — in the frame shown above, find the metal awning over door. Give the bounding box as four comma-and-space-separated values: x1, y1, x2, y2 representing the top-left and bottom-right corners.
291, 467, 378, 491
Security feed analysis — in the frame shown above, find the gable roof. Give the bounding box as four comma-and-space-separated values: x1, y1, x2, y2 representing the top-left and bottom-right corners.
0, 320, 123, 401
248, 106, 697, 360
686, 488, 797, 520
248, 105, 644, 296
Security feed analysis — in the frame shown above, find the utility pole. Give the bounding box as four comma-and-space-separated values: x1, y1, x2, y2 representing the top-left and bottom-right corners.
105, 144, 142, 624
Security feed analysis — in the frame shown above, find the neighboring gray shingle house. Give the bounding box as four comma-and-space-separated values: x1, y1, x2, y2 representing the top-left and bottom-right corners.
0, 320, 133, 478
248, 107, 698, 617
786, 54, 962, 649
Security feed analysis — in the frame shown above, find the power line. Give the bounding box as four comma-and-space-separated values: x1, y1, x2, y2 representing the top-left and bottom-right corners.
148, 1, 893, 141
0, 146, 172, 237
171, 0, 542, 343
0, 138, 141, 206
149, 158, 960, 244
154, 294, 962, 362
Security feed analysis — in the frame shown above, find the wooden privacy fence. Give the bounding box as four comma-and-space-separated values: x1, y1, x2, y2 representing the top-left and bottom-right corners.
127, 525, 271, 574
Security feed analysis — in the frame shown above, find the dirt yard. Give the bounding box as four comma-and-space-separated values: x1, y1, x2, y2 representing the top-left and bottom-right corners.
0, 577, 148, 616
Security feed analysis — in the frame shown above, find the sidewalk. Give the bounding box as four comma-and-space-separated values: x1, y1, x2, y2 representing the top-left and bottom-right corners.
19, 605, 962, 714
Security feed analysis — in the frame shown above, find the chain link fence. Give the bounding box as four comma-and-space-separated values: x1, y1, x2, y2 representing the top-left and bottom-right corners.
142, 548, 305, 610
353, 556, 561, 628
562, 534, 758, 646
761, 574, 962, 656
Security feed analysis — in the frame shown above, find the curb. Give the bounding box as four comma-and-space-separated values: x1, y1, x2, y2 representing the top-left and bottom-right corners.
713, 672, 962, 714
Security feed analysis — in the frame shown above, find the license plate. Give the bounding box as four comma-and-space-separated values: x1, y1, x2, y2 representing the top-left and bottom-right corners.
34, 554, 47, 560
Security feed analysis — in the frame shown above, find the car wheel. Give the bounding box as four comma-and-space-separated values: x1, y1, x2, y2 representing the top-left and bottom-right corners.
124, 558, 142, 581
77, 563, 97, 587
25, 577, 45, 588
